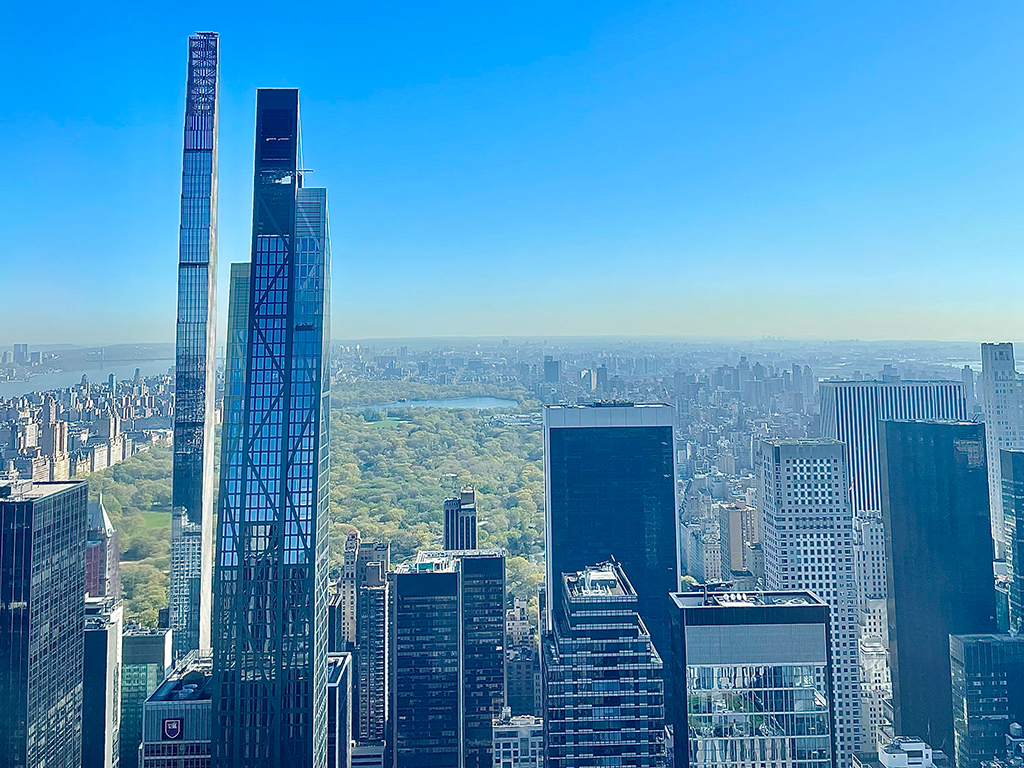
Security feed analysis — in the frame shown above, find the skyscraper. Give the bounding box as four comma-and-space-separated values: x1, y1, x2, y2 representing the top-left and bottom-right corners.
949, 633, 1024, 768
757, 438, 862, 765
543, 561, 665, 768
1003, 449, 1024, 630
543, 402, 678, 663
86, 494, 121, 599
982, 343, 1024, 559
83, 597, 124, 768
170, 30, 219, 659
354, 555, 389, 744
443, 485, 478, 550
819, 380, 966, 516
879, 420, 997, 758
212, 88, 332, 766
669, 590, 835, 768
0, 479, 88, 767
119, 626, 172, 768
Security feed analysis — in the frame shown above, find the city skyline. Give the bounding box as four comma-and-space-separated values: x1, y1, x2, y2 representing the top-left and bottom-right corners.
3, 1, 1024, 343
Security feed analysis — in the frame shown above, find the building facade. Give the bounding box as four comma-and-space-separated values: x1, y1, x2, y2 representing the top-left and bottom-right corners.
120, 626, 173, 768
84, 597, 124, 768
982, 344, 1024, 559
669, 590, 835, 768
879, 420, 997, 758
757, 438, 863, 765
212, 88, 332, 766
492, 709, 544, 768
543, 403, 678, 664
0, 479, 87, 767
170, 30, 219, 659
543, 562, 665, 768
1000, 450, 1024, 631
819, 380, 966, 515
444, 485, 478, 550
326, 653, 353, 768
141, 653, 213, 768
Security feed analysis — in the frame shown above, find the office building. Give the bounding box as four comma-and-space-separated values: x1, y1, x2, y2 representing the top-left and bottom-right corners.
544, 403, 678, 664
327, 653, 353, 768
758, 438, 863, 764
212, 88, 332, 765
543, 356, 560, 383
950, 633, 1024, 768
83, 597, 124, 768
120, 626, 173, 768
140, 653, 212, 768
0, 479, 87, 767
87, 494, 121, 599
355, 554, 389, 743
170, 31, 219, 659
983, 344, 1024, 559
444, 485, 478, 550
879, 420, 997, 758
12, 343, 29, 365
492, 708, 544, 768
390, 557, 461, 768
1001, 450, 1024, 630
669, 590, 835, 768
505, 599, 540, 717
819, 380, 966, 515
543, 562, 665, 768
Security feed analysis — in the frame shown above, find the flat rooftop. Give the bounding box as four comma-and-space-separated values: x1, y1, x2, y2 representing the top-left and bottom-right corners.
672, 590, 826, 609
0, 479, 84, 501
564, 562, 636, 599
150, 656, 213, 702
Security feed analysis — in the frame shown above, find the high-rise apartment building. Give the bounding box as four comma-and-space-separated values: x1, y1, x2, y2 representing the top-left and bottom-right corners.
444, 485, 478, 550
355, 555, 389, 743
757, 438, 862, 765
879, 420, 997, 758
339, 530, 362, 648
83, 597, 124, 768
819, 380, 966, 516
212, 88, 332, 766
119, 626, 172, 768
543, 403, 677, 663
87, 494, 121, 599
542, 562, 665, 768
1003, 449, 1024, 630
170, 31, 219, 659
669, 590, 835, 768
950, 633, 1024, 768
983, 344, 1024, 560
0, 479, 87, 767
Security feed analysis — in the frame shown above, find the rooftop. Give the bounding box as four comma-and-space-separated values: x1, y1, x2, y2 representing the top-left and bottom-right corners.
0, 479, 83, 501
564, 561, 636, 599
672, 590, 826, 609
149, 654, 213, 703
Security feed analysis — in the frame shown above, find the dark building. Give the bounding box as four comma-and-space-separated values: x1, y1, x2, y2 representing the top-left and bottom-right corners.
0, 479, 87, 767
669, 590, 835, 768
543, 356, 561, 383
543, 403, 677, 662
83, 597, 123, 768
141, 653, 213, 768
170, 30, 219, 659
879, 420, 997, 757
543, 562, 665, 768
950, 633, 1024, 768
212, 88, 332, 765
1002, 450, 1024, 631
120, 625, 173, 768
354, 559, 389, 744
389, 559, 462, 768
443, 485, 478, 550
327, 653, 353, 768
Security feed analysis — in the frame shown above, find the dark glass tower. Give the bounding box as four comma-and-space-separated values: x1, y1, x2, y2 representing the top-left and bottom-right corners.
879, 420, 997, 758
543, 403, 678, 662
0, 479, 88, 767
170, 30, 219, 658
213, 88, 332, 767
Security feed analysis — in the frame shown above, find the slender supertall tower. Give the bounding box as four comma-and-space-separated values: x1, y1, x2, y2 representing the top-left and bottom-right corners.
170, 31, 219, 659
213, 88, 332, 767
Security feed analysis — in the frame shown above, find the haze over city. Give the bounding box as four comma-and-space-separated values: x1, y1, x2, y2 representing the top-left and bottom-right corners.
4, 0, 1023, 343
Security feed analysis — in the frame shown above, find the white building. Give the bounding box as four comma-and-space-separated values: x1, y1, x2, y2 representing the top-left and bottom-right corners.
981, 342, 1024, 559
758, 438, 864, 766
492, 708, 544, 768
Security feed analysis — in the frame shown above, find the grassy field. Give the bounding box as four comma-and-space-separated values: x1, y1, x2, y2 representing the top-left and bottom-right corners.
139, 510, 171, 532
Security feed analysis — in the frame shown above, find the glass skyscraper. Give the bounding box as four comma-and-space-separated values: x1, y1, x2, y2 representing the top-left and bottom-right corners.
543, 403, 678, 665
0, 479, 88, 767
170, 30, 219, 659
879, 420, 997, 758
212, 88, 332, 766
1001, 449, 1024, 631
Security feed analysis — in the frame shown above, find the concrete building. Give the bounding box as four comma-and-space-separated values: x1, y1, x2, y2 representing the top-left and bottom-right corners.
853, 737, 949, 768
0, 479, 87, 767
140, 652, 212, 768
87, 494, 121, 600
879, 420, 997, 758
758, 438, 863, 764
83, 597, 124, 768
492, 708, 544, 768
982, 344, 1024, 559
543, 562, 665, 768
669, 590, 835, 768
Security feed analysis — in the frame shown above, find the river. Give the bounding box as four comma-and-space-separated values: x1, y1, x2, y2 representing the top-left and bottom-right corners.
0, 360, 175, 399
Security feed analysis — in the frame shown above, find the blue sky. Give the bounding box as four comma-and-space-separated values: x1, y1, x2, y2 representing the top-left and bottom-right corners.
3, 0, 1022, 344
